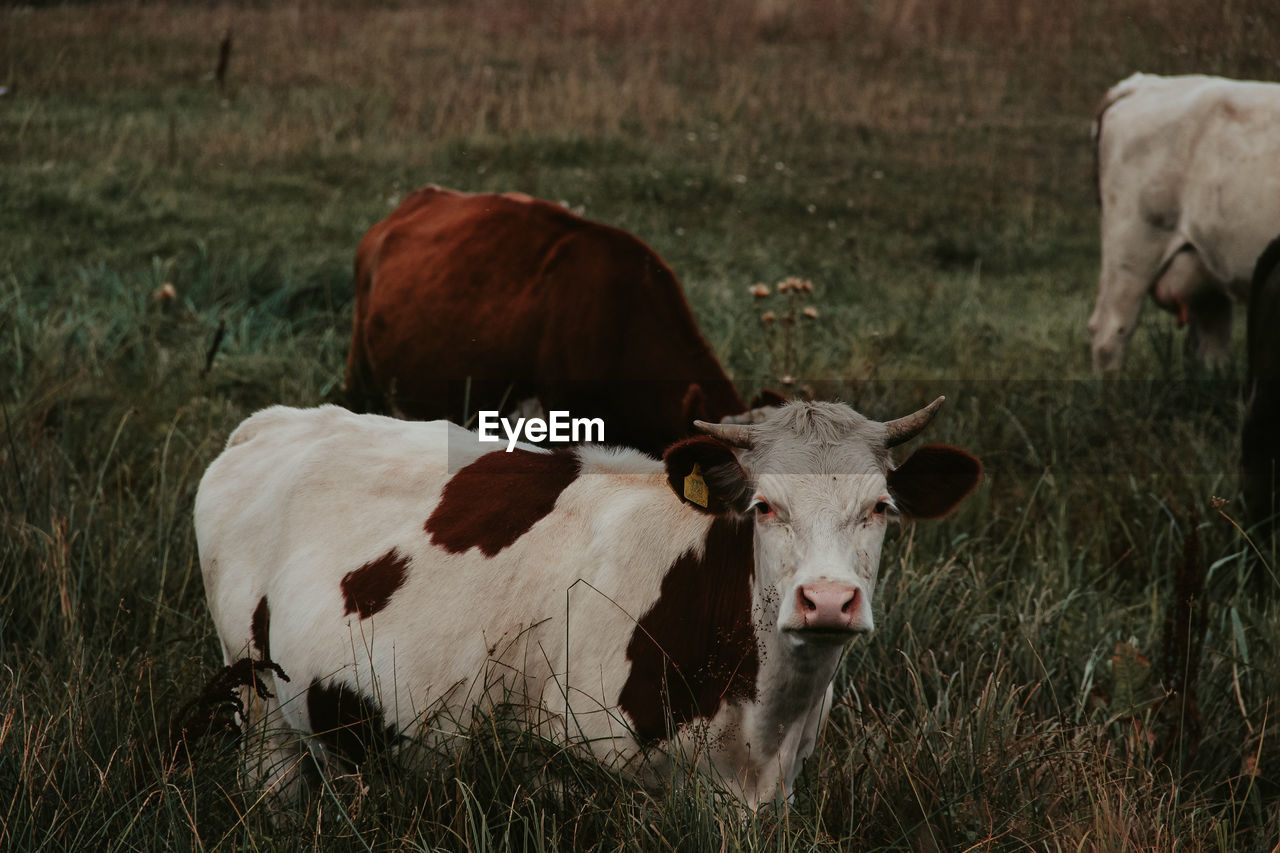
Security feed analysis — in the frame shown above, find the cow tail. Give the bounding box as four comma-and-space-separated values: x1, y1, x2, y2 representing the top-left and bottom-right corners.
345, 244, 382, 413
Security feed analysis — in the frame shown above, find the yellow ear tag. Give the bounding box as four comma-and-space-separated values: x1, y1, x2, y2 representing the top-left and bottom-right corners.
683, 463, 709, 508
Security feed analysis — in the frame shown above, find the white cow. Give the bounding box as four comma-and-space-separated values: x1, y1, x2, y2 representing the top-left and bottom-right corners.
1089, 72, 1280, 371
194, 400, 980, 807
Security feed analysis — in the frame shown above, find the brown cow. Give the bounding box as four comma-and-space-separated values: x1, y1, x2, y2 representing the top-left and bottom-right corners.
346, 186, 746, 454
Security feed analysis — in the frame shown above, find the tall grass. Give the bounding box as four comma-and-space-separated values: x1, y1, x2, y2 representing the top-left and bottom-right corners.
2, 1, 1278, 849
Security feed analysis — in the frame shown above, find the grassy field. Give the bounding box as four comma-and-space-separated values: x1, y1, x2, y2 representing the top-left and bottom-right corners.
2, 1, 1279, 849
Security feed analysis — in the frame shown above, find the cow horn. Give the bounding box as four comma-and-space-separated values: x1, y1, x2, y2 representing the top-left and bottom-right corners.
883, 396, 946, 447
693, 420, 753, 448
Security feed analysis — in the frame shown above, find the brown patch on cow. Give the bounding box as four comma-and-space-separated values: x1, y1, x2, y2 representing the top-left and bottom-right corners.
306, 679, 398, 765
888, 443, 983, 519
251, 596, 270, 658
425, 449, 579, 557
342, 548, 411, 618
618, 516, 758, 742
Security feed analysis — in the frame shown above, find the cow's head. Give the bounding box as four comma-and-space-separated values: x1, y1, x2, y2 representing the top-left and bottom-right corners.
663, 398, 980, 648
1088, 296, 1142, 372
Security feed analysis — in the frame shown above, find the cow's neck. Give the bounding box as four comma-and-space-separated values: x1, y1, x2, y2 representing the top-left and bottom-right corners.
741, 595, 848, 788
618, 506, 848, 803
617, 515, 759, 743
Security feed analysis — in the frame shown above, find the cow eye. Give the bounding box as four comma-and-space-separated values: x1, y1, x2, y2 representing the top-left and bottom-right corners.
873, 500, 890, 515
754, 500, 775, 519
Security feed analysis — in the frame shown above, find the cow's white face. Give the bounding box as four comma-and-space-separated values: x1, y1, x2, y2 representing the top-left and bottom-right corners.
665, 399, 981, 651
747, 470, 891, 642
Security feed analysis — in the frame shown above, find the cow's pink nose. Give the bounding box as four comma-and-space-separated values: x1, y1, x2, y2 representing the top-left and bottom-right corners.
796, 582, 862, 631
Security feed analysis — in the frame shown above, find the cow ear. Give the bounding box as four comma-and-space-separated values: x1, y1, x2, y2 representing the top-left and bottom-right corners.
888, 444, 982, 519
750, 388, 788, 409
681, 383, 708, 434
663, 436, 752, 515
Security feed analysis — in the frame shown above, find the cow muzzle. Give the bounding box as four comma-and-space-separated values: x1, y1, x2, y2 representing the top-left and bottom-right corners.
1091, 337, 1125, 373
786, 582, 870, 639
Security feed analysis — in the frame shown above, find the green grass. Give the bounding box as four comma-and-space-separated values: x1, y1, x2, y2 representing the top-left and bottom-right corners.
2, 0, 1279, 849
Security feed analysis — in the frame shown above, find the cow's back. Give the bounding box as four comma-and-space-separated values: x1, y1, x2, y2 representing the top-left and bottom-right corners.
349, 188, 576, 411
1097, 74, 1280, 287
194, 405, 715, 761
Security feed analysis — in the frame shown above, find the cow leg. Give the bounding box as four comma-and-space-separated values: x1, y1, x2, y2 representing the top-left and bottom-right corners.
1092, 210, 1175, 371
1185, 287, 1233, 370
1089, 272, 1148, 371
235, 667, 316, 809
1152, 249, 1232, 369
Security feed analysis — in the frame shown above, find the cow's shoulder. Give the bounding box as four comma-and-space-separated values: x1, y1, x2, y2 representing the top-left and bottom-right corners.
424, 443, 667, 559
618, 514, 758, 742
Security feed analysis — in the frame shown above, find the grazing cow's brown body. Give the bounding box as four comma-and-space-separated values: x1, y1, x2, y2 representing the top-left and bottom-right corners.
1242, 235, 1280, 570
346, 186, 745, 454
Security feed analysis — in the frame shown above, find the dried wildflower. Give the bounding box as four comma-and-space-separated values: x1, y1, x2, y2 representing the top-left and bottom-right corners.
749, 275, 820, 389
153, 282, 178, 304
778, 276, 811, 294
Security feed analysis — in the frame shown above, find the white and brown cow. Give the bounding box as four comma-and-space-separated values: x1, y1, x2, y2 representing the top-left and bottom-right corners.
1090, 73, 1280, 371
195, 399, 980, 806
